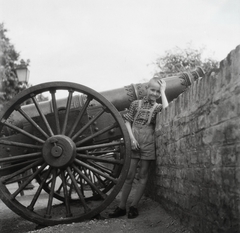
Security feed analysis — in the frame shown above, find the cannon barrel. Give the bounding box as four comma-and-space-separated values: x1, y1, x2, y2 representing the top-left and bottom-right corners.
11, 67, 204, 125
100, 66, 204, 111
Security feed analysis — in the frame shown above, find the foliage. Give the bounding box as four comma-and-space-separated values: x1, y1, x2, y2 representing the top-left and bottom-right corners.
0, 23, 30, 102
155, 45, 219, 77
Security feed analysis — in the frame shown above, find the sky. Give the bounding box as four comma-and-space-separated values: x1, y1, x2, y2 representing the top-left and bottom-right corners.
0, 0, 240, 93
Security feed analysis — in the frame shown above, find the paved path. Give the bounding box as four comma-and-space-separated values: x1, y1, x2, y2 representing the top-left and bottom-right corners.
0, 181, 191, 233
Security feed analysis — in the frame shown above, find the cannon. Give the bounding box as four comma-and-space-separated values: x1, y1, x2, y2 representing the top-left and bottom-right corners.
0, 67, 204, 226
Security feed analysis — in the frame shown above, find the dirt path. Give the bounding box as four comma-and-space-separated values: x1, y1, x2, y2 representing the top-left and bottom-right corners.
0, 182, 191, 233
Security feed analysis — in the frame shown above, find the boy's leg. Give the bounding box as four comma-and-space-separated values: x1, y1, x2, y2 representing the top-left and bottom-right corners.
130, 160, 151, 207
119, 158, 139, 209
109, 158, 139, 218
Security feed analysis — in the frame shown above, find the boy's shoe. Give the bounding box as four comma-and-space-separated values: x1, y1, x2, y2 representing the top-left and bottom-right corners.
108, 207, 126, 218
128, 206, 138, 219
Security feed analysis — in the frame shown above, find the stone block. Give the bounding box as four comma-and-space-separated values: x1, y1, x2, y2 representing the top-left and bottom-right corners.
205, 204, 219, 223
211, 145, 222, 166
190, 150, 198, 165
162, 178, 171, 188
208, 188, 221, 206
208, 102, 219, 126
222, 167, 236, 192
174, 95, 181, 116
200, 187, 209, 203
221, 145, 237, 167
198, 148, 211, 167
202, 127, 214, 145
190, 184, 200, 197
211, 167, 222, 186
183, 87, 191, 112
222, 119, 240, 143
203, 168, 212, 186
198, 114, 207, 130
236, 167, 240, 190
178, 180, 185, 194
202, 219, 213, 233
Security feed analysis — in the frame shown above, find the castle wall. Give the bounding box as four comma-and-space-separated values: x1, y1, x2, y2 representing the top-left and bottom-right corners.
146, 45, 240, 233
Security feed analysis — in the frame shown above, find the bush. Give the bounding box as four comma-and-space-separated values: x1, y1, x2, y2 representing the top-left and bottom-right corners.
155, 45, 219, 77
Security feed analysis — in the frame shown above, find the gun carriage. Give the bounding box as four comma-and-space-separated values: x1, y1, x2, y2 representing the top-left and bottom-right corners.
0, 67, 204, 226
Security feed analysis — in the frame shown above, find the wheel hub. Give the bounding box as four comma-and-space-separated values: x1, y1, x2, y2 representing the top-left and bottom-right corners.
51, 145, 63, 157
42, 135, 76, 168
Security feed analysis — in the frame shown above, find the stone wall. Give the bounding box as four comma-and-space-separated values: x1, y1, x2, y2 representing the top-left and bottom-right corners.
146, 45, 240, 233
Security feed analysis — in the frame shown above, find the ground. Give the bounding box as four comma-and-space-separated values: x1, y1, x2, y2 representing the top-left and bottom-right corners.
0, 182, 191, 233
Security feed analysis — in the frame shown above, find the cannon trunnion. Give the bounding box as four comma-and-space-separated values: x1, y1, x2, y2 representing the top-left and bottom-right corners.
0, 67, 204, 226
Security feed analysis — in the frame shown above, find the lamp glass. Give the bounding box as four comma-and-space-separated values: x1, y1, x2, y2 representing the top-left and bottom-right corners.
16, 68, 30, 83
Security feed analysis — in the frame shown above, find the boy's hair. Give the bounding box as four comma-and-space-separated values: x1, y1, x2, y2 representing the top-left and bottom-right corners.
147, 74, 162, 87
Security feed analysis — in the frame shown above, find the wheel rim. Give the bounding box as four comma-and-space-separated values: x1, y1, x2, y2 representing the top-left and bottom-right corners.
0, 82, 131, 226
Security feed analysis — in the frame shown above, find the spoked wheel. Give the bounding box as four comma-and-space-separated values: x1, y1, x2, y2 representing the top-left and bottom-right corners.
0, 82, 131, 226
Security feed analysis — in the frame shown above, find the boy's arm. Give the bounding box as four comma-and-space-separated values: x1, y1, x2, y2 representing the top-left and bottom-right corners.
125, 120, 140, 150
161, 90, 168, 109
158, 79, 169, 109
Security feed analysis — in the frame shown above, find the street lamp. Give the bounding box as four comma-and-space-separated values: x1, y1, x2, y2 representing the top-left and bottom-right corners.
0, 60, 30, 99
15, 60, 30, 83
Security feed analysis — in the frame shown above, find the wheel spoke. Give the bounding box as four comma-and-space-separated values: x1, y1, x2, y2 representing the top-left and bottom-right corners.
0, 152, 41, 164
56, 178, 64, 194
61, 90, 73, 135
76, 153, 123, 165
56, 171, 72, 195
16, 105, 50, 139
92, 172, 107, 188
88, 149, 119, 155
4, 173, 29, 184
74, 158, 117, 183
0, 139, 42, 149
75, 123, 118, 146
11, 162, 47, 199
45, 168, 57, 218
72, 164, 107, 200
76, 141, 123, 152
0, 121, 45, 144
1, 158, 44, 184
0, 159, 38, 175
68, 178, 77, 197
50, 90, 61, 134
60, 170, 72, 217
87, 160, 114, 175
44, 168, 61, 186
68, 95, 92, 137
28, 167, 52, 211
82, 166, 107, 196
72, 108, 105, 141
31, 96, 54, 136
66, 167, 91, 213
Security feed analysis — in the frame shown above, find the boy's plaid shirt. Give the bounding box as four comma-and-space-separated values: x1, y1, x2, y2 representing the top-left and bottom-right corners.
123, 97, 162, 125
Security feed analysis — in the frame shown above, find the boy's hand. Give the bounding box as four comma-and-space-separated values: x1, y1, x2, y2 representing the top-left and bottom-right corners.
131, 138, 140, 150
158, 79, 166, 92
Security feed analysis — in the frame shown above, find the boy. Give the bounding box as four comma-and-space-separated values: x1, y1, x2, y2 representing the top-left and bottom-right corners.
109, 76, 169, 219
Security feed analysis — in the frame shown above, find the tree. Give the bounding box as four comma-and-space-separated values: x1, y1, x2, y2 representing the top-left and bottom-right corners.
154, 44, 219, 78
0, 23, 30, 104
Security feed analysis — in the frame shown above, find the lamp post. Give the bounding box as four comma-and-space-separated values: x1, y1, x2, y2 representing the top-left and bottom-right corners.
0, 60, 30, 102
15, 59, 30, 83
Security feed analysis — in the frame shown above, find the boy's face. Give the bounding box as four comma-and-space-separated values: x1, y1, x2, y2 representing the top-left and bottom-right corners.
146, 81, 161, 102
